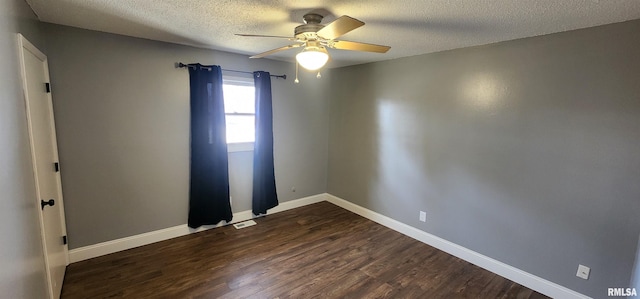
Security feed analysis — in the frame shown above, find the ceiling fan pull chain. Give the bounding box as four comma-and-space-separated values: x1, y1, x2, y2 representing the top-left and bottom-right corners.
294, 61, 300, 84
317, 71, 321, 79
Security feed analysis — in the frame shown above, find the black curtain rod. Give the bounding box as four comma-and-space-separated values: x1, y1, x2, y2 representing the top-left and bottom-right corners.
176, 62, 286, 80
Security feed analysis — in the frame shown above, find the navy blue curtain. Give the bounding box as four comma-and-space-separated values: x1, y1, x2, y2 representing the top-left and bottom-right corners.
188, 64, 232, 228
252, 71, 278, 215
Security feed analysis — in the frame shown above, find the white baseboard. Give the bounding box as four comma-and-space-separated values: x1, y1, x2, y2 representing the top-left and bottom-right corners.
325, 194, 591, 299
68, 194, 326, 263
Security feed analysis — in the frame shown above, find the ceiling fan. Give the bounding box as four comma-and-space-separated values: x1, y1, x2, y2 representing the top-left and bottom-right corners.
236, 13, 391, 71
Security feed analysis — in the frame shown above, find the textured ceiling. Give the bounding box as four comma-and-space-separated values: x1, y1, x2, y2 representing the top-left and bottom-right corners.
25, 0, 640, 68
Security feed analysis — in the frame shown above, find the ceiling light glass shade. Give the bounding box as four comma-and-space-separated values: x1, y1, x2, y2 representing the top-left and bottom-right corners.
296, 47, 329, 71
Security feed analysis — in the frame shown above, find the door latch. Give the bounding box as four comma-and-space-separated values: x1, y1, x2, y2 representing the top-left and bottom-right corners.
41, 199, 55, 210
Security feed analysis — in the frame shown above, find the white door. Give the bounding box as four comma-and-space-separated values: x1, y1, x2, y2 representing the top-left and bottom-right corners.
17, 34, 69, 299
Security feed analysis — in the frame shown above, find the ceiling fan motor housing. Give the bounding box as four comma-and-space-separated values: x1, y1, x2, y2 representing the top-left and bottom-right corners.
295, 13, 325, 40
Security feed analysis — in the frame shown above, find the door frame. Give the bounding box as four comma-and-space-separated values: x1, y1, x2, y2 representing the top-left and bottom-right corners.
17, 33, 69, 299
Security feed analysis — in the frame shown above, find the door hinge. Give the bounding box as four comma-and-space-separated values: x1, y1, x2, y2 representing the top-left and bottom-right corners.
45, 82, 51, 93
62, 235, 67, 245
54, 162, 60, 172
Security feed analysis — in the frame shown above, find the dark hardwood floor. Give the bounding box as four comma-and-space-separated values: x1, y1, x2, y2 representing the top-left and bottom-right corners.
61, 201, 550, 298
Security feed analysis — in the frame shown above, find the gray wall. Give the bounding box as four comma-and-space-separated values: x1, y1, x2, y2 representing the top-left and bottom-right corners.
327, 20, 640, 298
0, 0, 48, 298
632, 234, 640, 291
43, 24, 329, 249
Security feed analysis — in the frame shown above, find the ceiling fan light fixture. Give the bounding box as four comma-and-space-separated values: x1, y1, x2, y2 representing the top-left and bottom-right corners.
296, 46, 329, 71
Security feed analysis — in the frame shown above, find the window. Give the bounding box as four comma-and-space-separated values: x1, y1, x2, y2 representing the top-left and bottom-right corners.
223, 76, 255, 152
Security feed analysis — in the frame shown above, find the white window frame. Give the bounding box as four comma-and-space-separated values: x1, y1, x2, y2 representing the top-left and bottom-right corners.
223, 75, 255, 153
228, 142, 254, 152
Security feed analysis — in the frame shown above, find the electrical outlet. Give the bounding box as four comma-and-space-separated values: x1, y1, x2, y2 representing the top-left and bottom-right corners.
576, 264, 590, 280
419, 211, 426, 222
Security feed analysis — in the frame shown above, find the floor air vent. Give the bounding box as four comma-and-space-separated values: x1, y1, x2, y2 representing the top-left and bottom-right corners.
233, 220, 257, 229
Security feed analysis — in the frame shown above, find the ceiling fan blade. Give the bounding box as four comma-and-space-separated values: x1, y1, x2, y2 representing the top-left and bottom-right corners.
316, 15, 364, 40
330, 40, 390, 53
236, 34, 295, 40
250, 44, 303, 59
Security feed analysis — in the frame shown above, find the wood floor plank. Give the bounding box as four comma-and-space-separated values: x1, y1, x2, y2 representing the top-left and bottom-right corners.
61, 201, 550, 299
